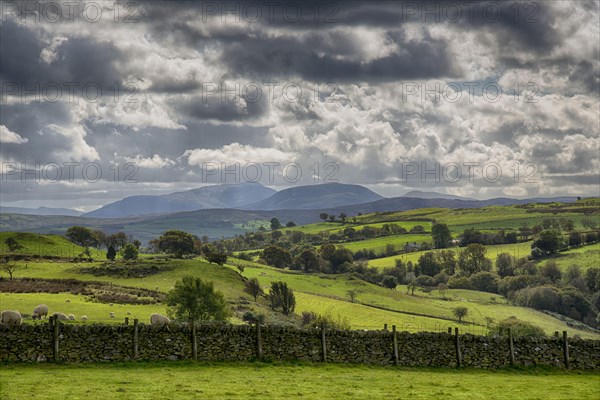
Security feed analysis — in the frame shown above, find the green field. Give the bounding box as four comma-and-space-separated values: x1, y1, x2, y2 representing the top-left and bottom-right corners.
0, 231, 105, 259
1, 362, 598, 400
337, 233, 432, 253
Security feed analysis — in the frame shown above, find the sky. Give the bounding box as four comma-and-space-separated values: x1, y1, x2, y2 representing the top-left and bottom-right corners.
0, 0, 599, 211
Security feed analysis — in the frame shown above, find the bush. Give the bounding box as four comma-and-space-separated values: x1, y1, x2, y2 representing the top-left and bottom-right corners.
448, 276, 470, 289
494, 317, 546, 338
468, 272, 500, 293
121, 243, 139, 261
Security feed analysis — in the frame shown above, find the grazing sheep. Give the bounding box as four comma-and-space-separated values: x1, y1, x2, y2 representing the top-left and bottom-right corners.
52, 312, 69, 321
127, 312, 132, 315
1, 310, 22, 325
150, 313, 170, 326
109, 312, 115, 318
32, 304, 49, 320
109, 303, 113, 307
80, 316, 88, 322
68, 314, 75, 321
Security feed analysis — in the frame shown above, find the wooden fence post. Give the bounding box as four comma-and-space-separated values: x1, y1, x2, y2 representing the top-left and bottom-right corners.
52, 316, 59, 362
256, 323, 263, 360
133, 318, 139, 360
191, 322, 198, 361
124, 317, 129, 326
392, 325, 399, 366
562, 331, 570, 369
508, 328, 516, 366
321, 323, 327, 363
454, 327, 461, 368
383, 323, 388, 331
447, 327, 452, 334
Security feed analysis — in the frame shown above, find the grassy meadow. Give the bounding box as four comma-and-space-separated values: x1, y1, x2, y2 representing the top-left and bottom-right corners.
1, 362, 599, 400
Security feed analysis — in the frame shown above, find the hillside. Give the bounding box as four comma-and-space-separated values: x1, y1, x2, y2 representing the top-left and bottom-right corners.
83, 182, 276, 218
0, 206, 82, 216
242, 182, 384, 210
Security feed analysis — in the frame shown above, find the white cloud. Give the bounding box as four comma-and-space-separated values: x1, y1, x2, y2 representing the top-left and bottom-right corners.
124, 154, 176, 169
0, 125, 29, 144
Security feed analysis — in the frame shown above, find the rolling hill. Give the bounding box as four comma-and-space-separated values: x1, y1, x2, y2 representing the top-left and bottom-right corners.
0, 206, 82, 216
242, 182, 384, 210
82, 182, 276, 218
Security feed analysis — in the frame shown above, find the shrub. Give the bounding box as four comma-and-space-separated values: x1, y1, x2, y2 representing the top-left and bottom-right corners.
468, 272, 500, 293
448, 276, 470, 289
494, 317, 545, 338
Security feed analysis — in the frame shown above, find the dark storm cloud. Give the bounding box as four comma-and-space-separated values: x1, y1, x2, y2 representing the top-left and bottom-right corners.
173, 89, 270, 122
220, 31, 457, 82
0, 20, 123, 90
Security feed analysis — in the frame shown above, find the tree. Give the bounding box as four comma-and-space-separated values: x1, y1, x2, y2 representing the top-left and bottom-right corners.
416, 251, 442, 277
261, 245, 292, 269
346, 289, 359, 303
319, 213, 329, 221
437, 283, 448, 299
268, 281, 296, 315
495, 253, 515, 278
531, 229, 564, 255
206, 252, 228, 265
581, 218, 599, 230
121, 243, 139, 261
66, 226, 95, 247
106, 232, 128, 250
431, 223, 452, 249
270, 218, 282, 230
438, 250, 457, 275
328, 214, 336, 222
167, 275, 230, 323
4, 237, 23, 252
468, 272, 500, 293
132, 240, 141, 249
339, 213, 347, 223
244, 278, 264, 301
458, 244, 492, 276
381, 275, 398, 290
286, 221, 296, 228
158, 230, 195, 257
453, 306, 468, 322
293, 248, 321, 272
106, 245, 117, 261
0, 262, 27, 280
568, 231, 582, 247
539, 260, 561, 283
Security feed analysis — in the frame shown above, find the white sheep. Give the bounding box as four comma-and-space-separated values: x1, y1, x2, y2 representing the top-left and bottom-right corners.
1, 310, 22, 325
80, 316, 88, 322
52, 312, 69, 321
150, 313, 170, 326
110, 312, 115, 318
32, 304, 49, 320
68, 314, 75, 321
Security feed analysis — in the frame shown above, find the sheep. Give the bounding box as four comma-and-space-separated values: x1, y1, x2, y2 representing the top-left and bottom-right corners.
127, 312, 132, 315
1, 310, 22, 325
32, 304, 49, 320
109, 312, 115, 318
67, 314, 75, 321
80, 316, 88, 322
52, 312, 69, 321
65, 299, 70, 303
150, 313, 170, 326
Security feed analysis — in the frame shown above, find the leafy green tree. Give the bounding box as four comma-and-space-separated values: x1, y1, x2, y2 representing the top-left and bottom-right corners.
106, 232, 128, 250
438, 250, 457, 275
495, 252, 515, 278
261, 245, 292, 268
346, 289, 359, 303
416, 251, 442, 277
158, 230, 195, 257
319, 213, 328, 221
453, 306, 469, 322
66, 226, 95, 247
270, 218, 282, 230
244, 278, 264, 301
268, 281, 296, 315
468, 272, 500, 293
106, 245, 117, 261
539, 260, 561, 283
568, 231, 582, 247
167, 276, 230, 323
4, 237, 23, 252
293, 248, 321, 272
206, 252, 227, 265
431, 223, 452, 249
381, 275, 398, 289
286, 221, 296, 227
121, 243, 139, 261
531, 229, 564, 255
458, 244, 492, 276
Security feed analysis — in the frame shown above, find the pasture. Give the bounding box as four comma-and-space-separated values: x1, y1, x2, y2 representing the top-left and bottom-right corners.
1, 362, 598, 400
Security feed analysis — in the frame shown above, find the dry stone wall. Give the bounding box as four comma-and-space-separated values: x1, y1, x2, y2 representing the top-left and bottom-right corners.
1, 322, 599, 370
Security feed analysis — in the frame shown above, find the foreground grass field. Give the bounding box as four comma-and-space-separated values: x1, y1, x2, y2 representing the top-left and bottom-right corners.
1, 362, 598, 400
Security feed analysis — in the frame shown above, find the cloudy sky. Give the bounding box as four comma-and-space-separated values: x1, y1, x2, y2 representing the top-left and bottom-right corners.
1, 0, 599, 210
